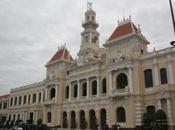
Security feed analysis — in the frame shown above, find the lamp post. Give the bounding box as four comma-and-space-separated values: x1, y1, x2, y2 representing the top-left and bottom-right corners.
169, 0, 175, 46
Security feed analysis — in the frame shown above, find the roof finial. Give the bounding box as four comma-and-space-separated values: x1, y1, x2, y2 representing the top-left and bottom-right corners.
87, 1, 92, 11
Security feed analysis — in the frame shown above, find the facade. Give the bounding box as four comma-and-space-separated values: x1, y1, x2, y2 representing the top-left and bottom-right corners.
1, 6, 175, 129
0, 94, 9, 125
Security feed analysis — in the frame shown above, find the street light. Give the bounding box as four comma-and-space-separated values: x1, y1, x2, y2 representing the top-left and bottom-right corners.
169, 0, 175, 46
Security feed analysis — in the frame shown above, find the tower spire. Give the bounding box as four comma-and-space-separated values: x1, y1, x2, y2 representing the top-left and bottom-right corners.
87, 1, 92, 11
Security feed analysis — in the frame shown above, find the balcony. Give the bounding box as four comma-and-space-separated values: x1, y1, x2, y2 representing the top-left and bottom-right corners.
44, 98, 56, 105
111, 86, 129, 97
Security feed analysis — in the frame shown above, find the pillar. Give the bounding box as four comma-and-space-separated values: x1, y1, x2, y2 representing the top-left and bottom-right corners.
153, 58, 159, 86
69, 84, 72, 101
76, 111, 80, 128
77, 80, 80, 100
85, 109, 89, 128
97, 76, 100, 97
87, 78, 90, 99
109, 71, 112, 95
128, 67, 133, 93
157, 99, 161, 109
167, 99, 172, 123
55, 85, 58, 102
167, 55, 174, 84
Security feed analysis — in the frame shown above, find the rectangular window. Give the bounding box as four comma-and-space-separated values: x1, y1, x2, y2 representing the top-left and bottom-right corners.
28, 95, 31, 104
3, 102, 7, 109
23, 95, 26, 104
39, 93, 41, 102
19, 96, 22, 105
144, 69, 153, 88
14, 97, 17, 106
160, 68, 168, 84
10, 98, 13, 106
0, 103, 2, 109
33, 94, 36, 103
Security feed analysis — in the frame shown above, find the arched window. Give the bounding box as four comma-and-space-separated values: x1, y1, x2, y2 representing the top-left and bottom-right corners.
144, 69, 153, 88
63, 112, 67, 128
65, 86, 69, 99
80, 110, 86, 129
116, 107, 126, 122
160, 68, 168, 84
146, 105, 155, 114
89, 110, 96, 129
71, 111, 76, 128
47, 112, 51, 123
92, 80, 97, 95
73, 84, 78, 98
82, 82, 87, 96
100, 109, 106, 127
116, 73, 128, 89
50, 88, 56, 99
102, 78, 107, 94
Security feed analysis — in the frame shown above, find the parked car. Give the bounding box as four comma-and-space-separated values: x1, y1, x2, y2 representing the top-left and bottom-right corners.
10, 126, 23, 130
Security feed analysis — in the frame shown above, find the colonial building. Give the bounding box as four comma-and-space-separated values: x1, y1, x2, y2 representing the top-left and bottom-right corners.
1, 5, 175, 129
0, 94, 9, 125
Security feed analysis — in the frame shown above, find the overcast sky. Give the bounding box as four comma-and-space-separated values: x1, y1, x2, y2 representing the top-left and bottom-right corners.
0, 0, 174, 95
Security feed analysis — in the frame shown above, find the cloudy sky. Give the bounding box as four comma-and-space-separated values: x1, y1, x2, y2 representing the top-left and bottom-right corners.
0, 0, 174, 95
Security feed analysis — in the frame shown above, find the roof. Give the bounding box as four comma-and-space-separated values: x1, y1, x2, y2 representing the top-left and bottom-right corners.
0, 94, 9, 101
108, 21, 139, 42
48, 48, 73, 64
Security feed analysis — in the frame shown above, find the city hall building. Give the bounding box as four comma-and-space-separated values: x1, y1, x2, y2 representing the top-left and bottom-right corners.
0, 5, 175, 129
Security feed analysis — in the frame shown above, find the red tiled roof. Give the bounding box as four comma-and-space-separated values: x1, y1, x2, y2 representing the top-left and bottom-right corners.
108, 21, 138, 42
48, 48, 73, 63
0, 94, 9, 101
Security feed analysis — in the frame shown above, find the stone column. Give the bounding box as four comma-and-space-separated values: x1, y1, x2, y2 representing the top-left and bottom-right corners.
87, 78, 90, 99
55, 85, 58, 102
109, 71, 112, 95
35, 111, 38, 123
153, 58, 159, 86
95, 109, 100, 127
76, 111, 80, 128
167, 99, 172, 123
157, 99, 161, 109
85, 109, 89, 128
21, 95, 24, 106
77, 80, 80, 100
69, 84, 72, 101
45, 88, 48, 101
36, 93, 39, 104
167, 55, 174, 84
128, 67, 133, 93
67, 111, 71, 128
97, 76, 100, 97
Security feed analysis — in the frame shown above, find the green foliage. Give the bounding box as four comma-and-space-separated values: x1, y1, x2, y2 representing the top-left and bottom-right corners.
37, 118, 42, 125
80, 116, 87, 129
142, 112, 155, 126
155, 109, 168, 130
63, 116, 68, 128
26, 119, 33, 124
90, 115, 98, 130
142, 109, 168, 130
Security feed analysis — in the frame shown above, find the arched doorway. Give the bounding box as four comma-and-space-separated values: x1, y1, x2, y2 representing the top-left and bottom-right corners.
80, 110, 87, 129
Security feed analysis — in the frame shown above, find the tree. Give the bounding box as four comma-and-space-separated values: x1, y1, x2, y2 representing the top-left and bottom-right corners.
142, 112, 155, 127
80, 116, 87, 130
91, 115, 98, 130
155, 109, 168, 130
63, 116, 67, 128
37, 119, 42, 125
